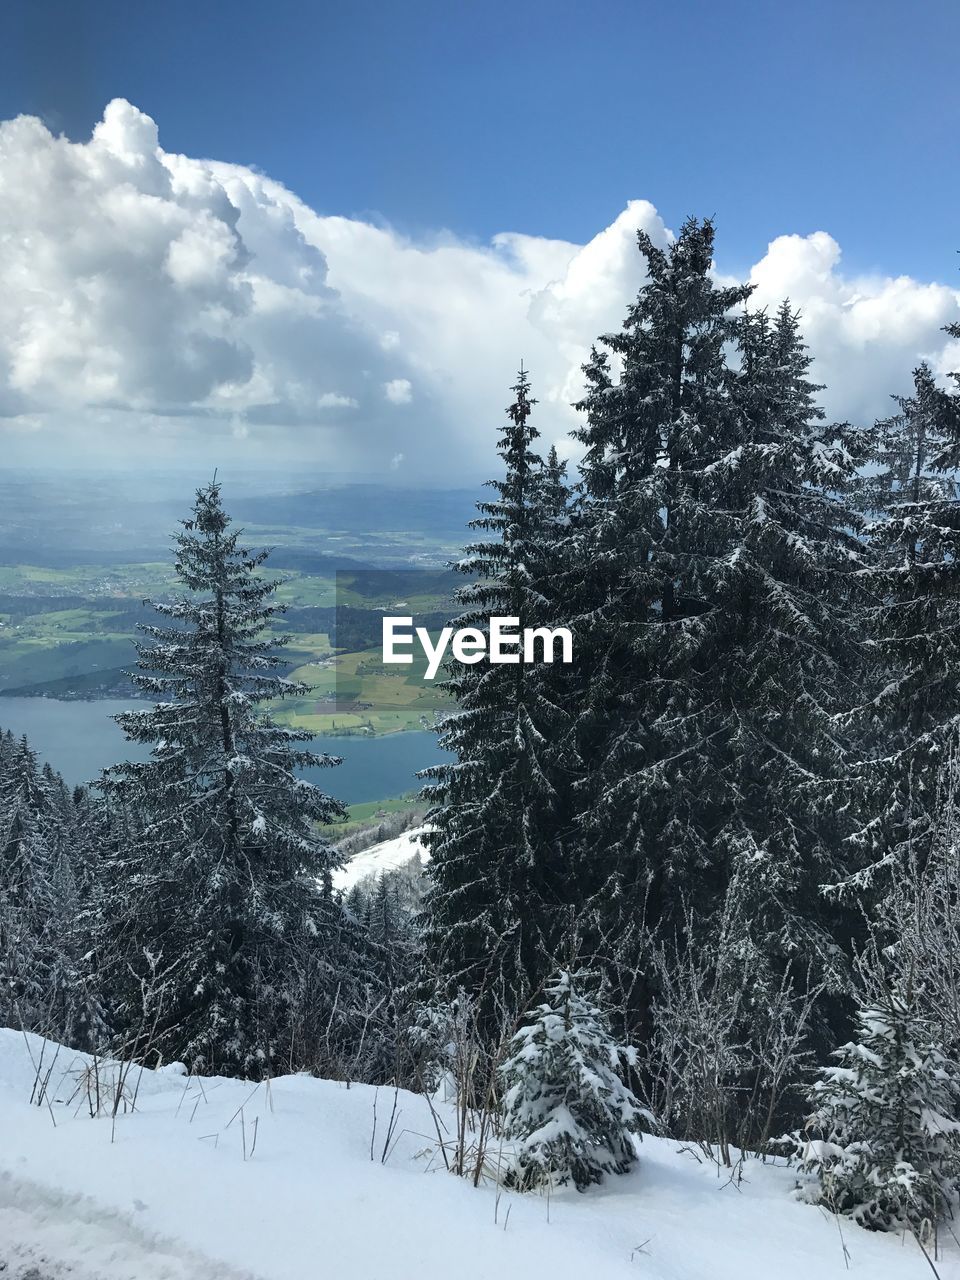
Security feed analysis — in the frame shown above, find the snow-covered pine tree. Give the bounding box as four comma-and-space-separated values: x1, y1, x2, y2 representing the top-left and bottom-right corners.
564, 218, 753, 1018
851, 363, 960, 885
500, 970, 646, 1191
422, 370, 578, 1037
354, 870, 423, 1084
798, 990, 960, 1236
54, 781, 112, 1050
98, 480, 347, 1077
541, 444, 570, 531
0, 735, 51, 1029
706, 302, 868, 1029
0, 735, 70, 1033
366, 872, 420, 989
566, 230, 869, 1063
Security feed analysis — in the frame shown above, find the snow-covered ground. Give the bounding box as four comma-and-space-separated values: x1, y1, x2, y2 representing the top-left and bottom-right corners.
0, 1029, 954, 1280
333, 825, 430, 892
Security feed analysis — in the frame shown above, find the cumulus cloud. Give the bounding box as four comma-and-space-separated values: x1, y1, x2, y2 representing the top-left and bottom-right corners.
0, 99, 958, 478
744, 233, 960, 425
384, 378, 412, 405
0, 104, 252, 417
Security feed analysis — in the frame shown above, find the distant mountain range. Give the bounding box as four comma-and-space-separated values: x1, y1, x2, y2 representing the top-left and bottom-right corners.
0, 477, 481, 568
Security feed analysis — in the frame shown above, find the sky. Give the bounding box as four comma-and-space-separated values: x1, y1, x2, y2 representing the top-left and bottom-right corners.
0, 0, 959, 481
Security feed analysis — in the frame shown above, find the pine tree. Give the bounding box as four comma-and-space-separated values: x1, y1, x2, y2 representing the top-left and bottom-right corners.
98, 480, 347, 1076
0, 734, 92, 1043
564, 218, 753, 1016
707, 302, 868, 1016
566, 227, 869, 1058
355, 870, 423, 1083
422, 370, 578, 1034
499, 970, 646, 1191
65, 783, 118, 1049
540, 444, 570, 536
0, 737, 64, 1030
798, 991, 960, 1236
853, 363, 960, 884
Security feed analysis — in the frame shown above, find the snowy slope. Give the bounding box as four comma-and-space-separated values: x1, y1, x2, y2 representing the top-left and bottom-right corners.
0, 1029, 954, 1280
333, 825, 431, 892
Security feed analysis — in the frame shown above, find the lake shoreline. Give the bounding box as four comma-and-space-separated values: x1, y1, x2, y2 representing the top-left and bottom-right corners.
0, 697, 450, 803
0, 690, 444, 741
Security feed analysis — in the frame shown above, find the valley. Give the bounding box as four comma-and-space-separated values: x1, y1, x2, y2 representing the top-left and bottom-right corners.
0, 474, 473, 807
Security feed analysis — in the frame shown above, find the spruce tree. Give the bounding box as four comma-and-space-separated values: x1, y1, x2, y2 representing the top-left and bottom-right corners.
567, 227, 868, 1056
708, 302, 867, 1015
422, 370, 578, 1034
99, 480, 346, 1076
500, 970, 645, 1191
798, 992, 960, 1236
565, 218, 753, 1011
0, 733, 98, 1044
353, 870, 422, 1083
853, 363, 960, 884
0, 737, 67, 1032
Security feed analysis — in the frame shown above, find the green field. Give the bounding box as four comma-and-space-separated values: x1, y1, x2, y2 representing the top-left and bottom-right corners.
0, 561, 455, 733
274, 640, 451, 736
0, 562, 180, 597
321, 792, 423, 836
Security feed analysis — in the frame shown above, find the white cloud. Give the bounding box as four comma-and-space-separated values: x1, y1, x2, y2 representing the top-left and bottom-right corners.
0, 99, 958, 478
384, 378, 412, 405
744, 232, 959, 425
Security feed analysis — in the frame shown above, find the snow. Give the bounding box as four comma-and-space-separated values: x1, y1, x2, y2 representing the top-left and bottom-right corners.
333, 825, 431, 892
0, 1028, 956, 1279
0, 1171, 256, 1279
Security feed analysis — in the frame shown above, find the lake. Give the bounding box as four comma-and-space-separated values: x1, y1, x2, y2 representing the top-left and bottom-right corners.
0, 696, 451, 805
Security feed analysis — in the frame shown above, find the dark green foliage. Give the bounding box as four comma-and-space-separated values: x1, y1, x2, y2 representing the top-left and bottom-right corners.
422, 370, 579, 1032
0, 731, 98, 1043
554, 225, 869, 1058
500, 971, 645, 1191
799, 992, 960, 1236
852, 363, 960, 885
566, 219, 756, 962
97, 481, 348, 1076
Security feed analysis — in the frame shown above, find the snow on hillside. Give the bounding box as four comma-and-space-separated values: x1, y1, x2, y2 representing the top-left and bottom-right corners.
0, 1029, 954, 1280
333, 825, 431, 892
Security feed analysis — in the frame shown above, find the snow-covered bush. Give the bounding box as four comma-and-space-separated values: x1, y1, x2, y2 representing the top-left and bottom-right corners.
499, 971, 646, 1192
796, 993, 960, 1237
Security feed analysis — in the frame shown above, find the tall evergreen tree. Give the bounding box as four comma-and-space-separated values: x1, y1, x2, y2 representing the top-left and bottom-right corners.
422, 370, 578, 1033
565, 225, 868, 1057
565, 218, 753, 994
708, 302, 867, 1006
0, 735, 86, 1038
345, 869, 422, 1083
853, 362, 960, 884
98, 481, 346, 1076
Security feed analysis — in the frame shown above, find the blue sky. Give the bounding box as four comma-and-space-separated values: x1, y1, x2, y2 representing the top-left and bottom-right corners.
5, 0, 959, 281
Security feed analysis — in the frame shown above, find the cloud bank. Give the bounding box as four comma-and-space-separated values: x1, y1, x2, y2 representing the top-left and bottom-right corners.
0, 99, 958, 478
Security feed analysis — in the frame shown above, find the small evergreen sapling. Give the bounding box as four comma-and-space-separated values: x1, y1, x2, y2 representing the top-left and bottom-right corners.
499, 971, 646, 1191
798, 993, 960, 1236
